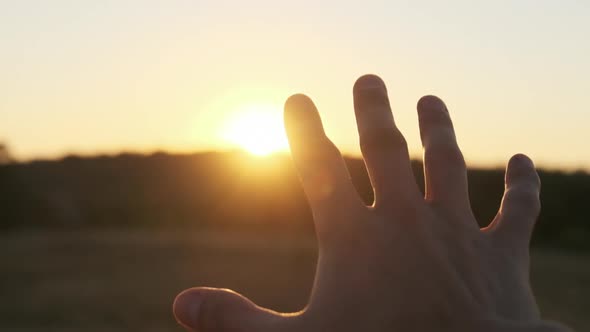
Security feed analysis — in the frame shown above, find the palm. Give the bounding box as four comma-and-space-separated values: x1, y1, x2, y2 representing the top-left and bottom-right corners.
173, 75, 567, 332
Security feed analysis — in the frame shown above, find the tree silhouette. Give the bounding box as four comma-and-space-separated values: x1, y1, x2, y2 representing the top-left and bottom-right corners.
0, 142, 13, 164
0, 151, 588, 249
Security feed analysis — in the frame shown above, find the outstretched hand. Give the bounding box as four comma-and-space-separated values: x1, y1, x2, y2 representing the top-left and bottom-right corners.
173, 75, 569, 331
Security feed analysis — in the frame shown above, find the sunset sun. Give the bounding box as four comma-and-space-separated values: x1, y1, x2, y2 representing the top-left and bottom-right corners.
223, 105, 289, 156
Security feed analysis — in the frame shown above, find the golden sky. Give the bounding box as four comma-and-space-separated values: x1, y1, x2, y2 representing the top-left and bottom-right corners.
1, 1, 589, 169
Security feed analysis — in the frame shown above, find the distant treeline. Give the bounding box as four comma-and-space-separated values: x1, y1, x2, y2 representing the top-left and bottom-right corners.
0, 151, 588, 249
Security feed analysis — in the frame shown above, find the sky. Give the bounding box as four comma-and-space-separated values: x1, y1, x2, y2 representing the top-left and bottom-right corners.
1, 0, 589, 169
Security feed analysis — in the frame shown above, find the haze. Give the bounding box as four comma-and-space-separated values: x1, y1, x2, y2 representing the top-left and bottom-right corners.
1, 0, 589, 169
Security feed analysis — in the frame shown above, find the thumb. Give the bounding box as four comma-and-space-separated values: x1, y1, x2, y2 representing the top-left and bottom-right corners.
173, 287, 286, 332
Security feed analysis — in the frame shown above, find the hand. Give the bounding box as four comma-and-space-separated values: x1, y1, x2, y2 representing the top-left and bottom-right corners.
173, 75, 569, 331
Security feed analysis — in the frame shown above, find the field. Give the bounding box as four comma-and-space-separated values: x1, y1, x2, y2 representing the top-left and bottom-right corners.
0, 229, 588, 331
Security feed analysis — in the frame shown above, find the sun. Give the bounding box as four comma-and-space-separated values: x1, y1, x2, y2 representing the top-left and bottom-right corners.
223, 104, 289, 156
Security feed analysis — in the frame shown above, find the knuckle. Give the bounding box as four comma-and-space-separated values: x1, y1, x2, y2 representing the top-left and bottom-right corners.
419, 106, 452, 128
314, 202, 370, 245
510, 166, 540, 185
505, 188, 541, 216
531, 173, 541, 188
424, 142, 465, 169
296, 142, 347, 185
295, 137, 342, 168
359, 128, 408, 155
302, 136, 340, 159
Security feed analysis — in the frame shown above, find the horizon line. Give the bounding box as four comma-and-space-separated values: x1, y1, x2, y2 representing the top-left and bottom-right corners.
3, 147, 588, 174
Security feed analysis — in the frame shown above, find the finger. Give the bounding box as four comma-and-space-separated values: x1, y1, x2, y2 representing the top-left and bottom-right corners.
174, 287, 287, 332
353, 74, 421, 207
417, 95, 471, 217
284, 94, 364, 235
491, 154, 541, 247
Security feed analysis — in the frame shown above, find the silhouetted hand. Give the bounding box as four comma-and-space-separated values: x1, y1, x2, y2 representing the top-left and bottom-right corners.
173, 75, 570, 331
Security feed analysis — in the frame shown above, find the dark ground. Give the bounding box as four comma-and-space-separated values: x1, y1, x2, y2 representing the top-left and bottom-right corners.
0, 229, 588, 331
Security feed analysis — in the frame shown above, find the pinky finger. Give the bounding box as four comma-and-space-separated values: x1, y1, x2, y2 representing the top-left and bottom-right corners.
489, 154, 541, 249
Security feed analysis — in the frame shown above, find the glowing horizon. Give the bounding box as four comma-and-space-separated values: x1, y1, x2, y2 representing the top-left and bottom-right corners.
222, 104, 289, 156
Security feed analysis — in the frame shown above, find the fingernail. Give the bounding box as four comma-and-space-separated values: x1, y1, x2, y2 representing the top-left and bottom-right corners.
354, 75, 388, 107
354, 74, 386, 91
174, 291, 202, 329
417, 95, 446, 112
353, 75, 394, 135
509, 153, 534, 168
284, 94, 324, 138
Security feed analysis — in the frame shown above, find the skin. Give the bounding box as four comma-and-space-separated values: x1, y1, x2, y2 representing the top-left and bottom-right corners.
173, 75, 570, 331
